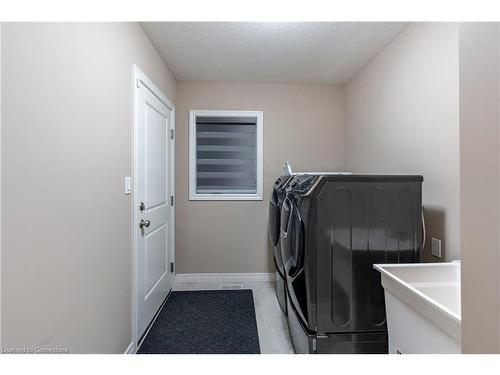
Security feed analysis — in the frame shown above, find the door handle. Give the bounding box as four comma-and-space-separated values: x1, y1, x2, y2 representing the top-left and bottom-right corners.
139, 219, 150, 229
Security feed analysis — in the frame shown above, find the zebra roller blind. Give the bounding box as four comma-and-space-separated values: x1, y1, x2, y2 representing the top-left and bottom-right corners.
195, 115, 258, 195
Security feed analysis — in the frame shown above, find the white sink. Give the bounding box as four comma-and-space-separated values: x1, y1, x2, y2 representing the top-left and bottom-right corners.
374, 261, 461, 354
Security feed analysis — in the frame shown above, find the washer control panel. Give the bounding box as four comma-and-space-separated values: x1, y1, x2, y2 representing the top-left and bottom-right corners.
292, 175, 319, 194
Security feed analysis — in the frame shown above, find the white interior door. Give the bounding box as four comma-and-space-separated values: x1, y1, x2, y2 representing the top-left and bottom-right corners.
135, 68, 174, 341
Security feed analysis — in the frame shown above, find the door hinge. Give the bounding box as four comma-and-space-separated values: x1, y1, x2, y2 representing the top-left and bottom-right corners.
170, 195, 174, 206
170, 262, 174, 273
170, 129, 175, 140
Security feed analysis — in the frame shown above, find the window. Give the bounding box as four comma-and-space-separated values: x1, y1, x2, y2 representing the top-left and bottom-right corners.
189, 110, 263, 200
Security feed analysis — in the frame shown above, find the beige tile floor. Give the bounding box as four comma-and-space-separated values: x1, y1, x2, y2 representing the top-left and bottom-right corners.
173, 281, 295, 354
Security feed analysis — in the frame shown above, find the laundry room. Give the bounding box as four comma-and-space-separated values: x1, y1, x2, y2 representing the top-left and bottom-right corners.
144, 22, 462, 354
1, 7, 500, 367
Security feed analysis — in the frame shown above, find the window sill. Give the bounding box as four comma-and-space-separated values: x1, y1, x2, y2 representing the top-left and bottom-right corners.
189, 194, 263, 201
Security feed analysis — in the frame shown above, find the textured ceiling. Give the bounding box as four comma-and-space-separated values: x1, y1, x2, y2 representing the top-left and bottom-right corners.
141, 22, 408, 84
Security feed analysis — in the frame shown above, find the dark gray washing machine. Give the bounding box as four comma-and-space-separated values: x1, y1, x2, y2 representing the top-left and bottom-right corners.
268, 175, 294, 314
280, 174, 423, 354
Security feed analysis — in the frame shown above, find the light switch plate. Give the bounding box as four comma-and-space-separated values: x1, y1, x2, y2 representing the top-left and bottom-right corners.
431, 238, 442, 258
124, 176, 131, 195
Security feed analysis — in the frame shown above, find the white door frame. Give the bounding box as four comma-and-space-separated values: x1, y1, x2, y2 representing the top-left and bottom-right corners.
131, 65, 175, 353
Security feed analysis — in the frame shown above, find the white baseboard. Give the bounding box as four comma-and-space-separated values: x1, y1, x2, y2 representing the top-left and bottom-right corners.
174, 272, 276, 284
124, 342, 135, 354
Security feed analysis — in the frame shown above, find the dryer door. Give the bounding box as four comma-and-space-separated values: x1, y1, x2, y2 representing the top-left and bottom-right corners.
281, 196, 304, 279
268, 190, 280, 247
280, 195, 293, 274
269, 189, 285, 274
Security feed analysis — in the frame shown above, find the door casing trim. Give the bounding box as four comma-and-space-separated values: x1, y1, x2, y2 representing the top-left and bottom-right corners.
131, 65, 175, 354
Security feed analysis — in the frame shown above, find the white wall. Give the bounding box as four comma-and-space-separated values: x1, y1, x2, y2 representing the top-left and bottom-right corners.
344, 23, 460, 261
175, 82, 344, 273
459, 22, 500, 354
1, 23, 176, 353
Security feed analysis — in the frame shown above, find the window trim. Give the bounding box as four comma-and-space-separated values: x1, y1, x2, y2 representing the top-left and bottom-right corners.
189, 109, 264, 201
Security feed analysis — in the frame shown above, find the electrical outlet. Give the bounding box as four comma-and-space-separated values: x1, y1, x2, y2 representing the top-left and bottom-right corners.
431, 238, 442, 258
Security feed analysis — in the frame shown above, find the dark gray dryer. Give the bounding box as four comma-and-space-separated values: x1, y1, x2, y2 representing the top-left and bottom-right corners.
268, 175, 293, 314
281, 174, 423, 354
